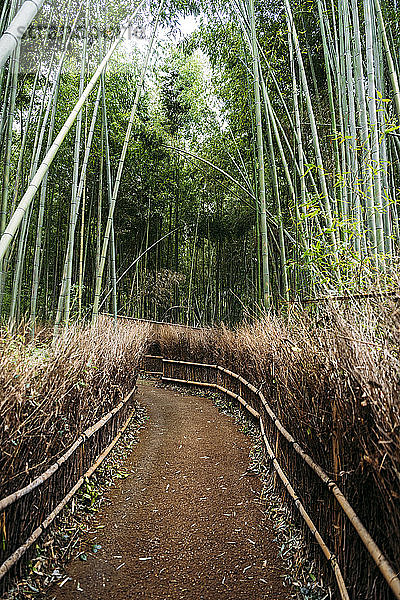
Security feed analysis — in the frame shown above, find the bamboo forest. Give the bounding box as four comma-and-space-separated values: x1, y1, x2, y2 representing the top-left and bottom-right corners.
0, 1, 400, 599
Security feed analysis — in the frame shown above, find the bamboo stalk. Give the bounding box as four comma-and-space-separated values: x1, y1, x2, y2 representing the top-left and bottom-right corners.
0, 0, 46, 69
102, 315, 202, 329
101, 73, 117, 322
63, 0, 89, 326
373, 0, 400, 121
30, 0, 81, 333
364, 0, 385, 256
283, 0, 339, 259
54, 83, 102, 331
248, 0, 270, 307
92, 0, 163, 323
0, 0, 147, 264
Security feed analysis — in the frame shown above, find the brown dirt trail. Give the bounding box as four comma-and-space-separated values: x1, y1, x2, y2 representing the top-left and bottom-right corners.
48, 380, 289, 599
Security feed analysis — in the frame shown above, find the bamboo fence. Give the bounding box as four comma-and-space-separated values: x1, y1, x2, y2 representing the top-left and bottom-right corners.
157, 357, 400, 600
0, 386, 137, 592
102, 314, 203, 330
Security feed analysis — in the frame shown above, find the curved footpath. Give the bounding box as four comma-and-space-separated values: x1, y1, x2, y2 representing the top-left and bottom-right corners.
48, 380, 289, 599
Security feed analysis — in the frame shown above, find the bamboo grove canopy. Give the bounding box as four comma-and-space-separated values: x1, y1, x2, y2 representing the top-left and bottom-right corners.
0, 0, 399, 329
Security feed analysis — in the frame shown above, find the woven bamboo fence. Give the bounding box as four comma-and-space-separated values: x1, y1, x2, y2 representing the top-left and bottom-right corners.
159, 357, 400, 600
141, 354, 163, 376
102, 314, 202, 330
0, 386, 137, 593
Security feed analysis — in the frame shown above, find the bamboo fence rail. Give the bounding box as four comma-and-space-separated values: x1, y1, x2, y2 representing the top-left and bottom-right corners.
141, 354, 163, 376
293, 291, 400, 304
102, 313, 203, 330
0, 386, 137, 591
157, 357, 400, 600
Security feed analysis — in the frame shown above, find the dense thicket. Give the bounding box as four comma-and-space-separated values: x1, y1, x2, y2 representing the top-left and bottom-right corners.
1, 0, 399, 329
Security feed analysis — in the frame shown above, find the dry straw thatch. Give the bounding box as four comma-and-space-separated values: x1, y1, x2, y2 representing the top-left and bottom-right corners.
152, 300, 400, 600
0, 316, 149, 498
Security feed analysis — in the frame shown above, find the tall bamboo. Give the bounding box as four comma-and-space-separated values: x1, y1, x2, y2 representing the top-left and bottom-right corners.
92, 0, 164, 322
54, 83, 102, 330
0, 0, 147, 264
0, 44, 20, 314
63, 0, 89, 326
283, 0, 339, 259
373, 0, 400, 122
364, 0, 385, 257
30, 0, 77, 334
0, 0, 46, 69
247, 0, 270, 307
101, 72, 118, 321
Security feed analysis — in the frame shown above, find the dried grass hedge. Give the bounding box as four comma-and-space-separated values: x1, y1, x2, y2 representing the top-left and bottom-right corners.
0, 316, 149, 497
152, 301, 400, 600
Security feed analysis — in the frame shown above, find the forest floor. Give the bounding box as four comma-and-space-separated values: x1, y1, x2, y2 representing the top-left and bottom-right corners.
46, 380, 289, 600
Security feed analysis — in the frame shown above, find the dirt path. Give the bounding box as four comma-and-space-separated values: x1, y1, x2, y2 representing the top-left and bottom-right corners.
48, 381, 289, 600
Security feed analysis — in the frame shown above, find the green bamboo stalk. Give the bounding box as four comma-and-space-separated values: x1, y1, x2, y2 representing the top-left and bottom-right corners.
364, 0, 385, 256
337, 0, 351, 240
290, 35, 307, 220
91, 1, 169, 323
0, 44, 20, 235
343, 0, 361, 253
263, 83, 289, 300
0, 0, 147, 264
13, 10, 75, 327
8, 206, 33, 329
11, 68, 40, 204
247, 0, 270, 307
30, 0, 77, 335
373, 0, 400, 121
0, 0, 46, 69
96, 127, 104, 276
101, 72, 117, 322
0, 67, 11, 144
0, 43, 19, 315
186, 207, 200, 324
351, 0, 377, 259
78, 175, 86, 319
54, 83, 102, 330
283, 0, 339, 258
316, 0, 341, 217
63, 0, 89, 326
